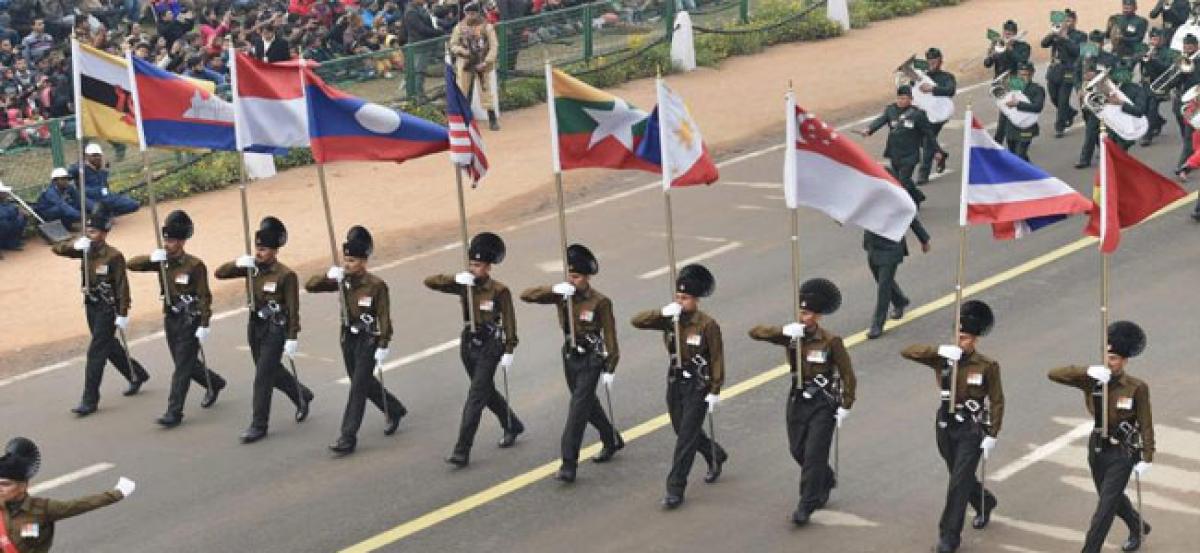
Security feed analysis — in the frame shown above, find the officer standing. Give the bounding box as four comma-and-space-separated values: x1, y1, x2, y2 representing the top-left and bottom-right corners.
520, 244, 623, 483
69, 144, 138, 218
857, 85, 937, 206
1138, 28, 1179, 145
631, 264, 727, 509
51, 209, 149, 417
305, 226, 406, 455
214, 216, 313, 444
1048, 321, 1154, 553
0, 437, 136, 552
1041, 9, 1087, 138
425, 232, 525, 467
749, 278, 855, 526
916, 48, 956, 185
901, 301, 1005, 553
1150, 0, 1192, 45
985, 20, 1032, 143
33, 169, 89, 230
1109, 0, 1149, 60
127, 210, 226, 428
1002, 61, 1046, 161
864, 208, 931, 340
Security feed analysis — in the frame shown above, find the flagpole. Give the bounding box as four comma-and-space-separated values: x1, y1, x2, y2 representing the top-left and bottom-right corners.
949, 107, 973, 416
785, 86, 801, 324
70, 35, 90, 293
545, 61, 576, 348
1098, 126, 1110, 438
229, 42, 255, 310
453, 166, 477, 332
125, 49, 171, 310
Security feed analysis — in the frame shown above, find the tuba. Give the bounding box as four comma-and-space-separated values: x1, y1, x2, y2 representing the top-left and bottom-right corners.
991, 71, 1039, 129
896, 55, 955, 123
1084, 70, 1150, 140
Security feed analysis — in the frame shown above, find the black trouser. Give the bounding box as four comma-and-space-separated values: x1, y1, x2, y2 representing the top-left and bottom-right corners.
665, 373, 725, 496
1082, 437, 1143, 553
339, 330, 406, 441
1080, 111, 1101, 165
787, 391, 837, 513
1174, 96, 1193, 167
163, 311, 225, 417
868, 260, 907, 329
81, 300, 148, 407
993, 113, 1009, 144
918, 122, 946, 178
935, 409, 991, 547
247, 318, 308, 430
453, 326, 523, 456
1005, 135, 1031, 161
560, 345, 617, 467
1144, 88, 1167, 138
1048, 76, 1077, 133
890, 159, 925, 205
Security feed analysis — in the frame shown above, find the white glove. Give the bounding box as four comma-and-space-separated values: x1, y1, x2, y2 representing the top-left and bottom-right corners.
114, 477, 136, 497
938, 345, 963, 362
705, 393, 720, 413
1133, 461, 1151, 477
149, 248, 168, 263
0, 182, 11, 193
194, 326, 210, 342
284, 339, 299, 358
100, 187, 109, 197
326, 266, 344, 281
374, 347, 389, 363
981, 436, 997, 459
235, 254, 256, 269
601, 372, 614, 387
661, 302, 682, 318
782, 322, 805, 339
500, 353, 514, 373
835, 407, 850, 428
72, 236, 91, 251
1087, 365, 1112, 384
114, 315, 129, 330
455, 271, 475, 286
552, 282, 575, 297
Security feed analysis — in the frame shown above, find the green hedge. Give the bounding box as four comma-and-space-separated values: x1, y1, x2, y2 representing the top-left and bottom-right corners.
850, 0, 963, 28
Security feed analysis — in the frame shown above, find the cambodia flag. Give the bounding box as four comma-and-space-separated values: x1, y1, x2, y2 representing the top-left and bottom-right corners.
305, 70, 448, 163
130, 55, 236, 151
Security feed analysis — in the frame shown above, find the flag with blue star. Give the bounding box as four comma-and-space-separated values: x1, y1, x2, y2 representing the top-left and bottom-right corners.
546, 67, 657, 173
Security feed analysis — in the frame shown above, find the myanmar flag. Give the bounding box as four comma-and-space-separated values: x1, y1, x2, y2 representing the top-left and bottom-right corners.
547, 67, 658, 173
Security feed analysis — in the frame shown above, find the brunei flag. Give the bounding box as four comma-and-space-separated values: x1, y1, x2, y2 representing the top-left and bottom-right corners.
545, 65, 657, 173
71, 40, 139, 145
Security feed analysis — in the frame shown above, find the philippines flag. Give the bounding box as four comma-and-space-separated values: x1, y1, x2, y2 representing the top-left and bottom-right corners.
231, 52, 309, 154
445, 60, 488, 185
962, 112, 1092, 239
129, 54, 236, 151
635, 78, 719, 188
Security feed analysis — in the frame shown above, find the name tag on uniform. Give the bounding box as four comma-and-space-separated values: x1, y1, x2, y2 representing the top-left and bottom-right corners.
357, 296, 373, 308
686, 334, 702, 346
100, 187, 109, 196
95, 264, 109, 276
263, 282, 277, 293
579, 310, 594, 322
1117, 396, 1134, 410
806, 350, 827, 364
479, 300, 494, 312
967, 372, 984, 386
174, 273, 190, 285
1126, 25, 1136, 33
903, 119, 914, 128
20, 523, 39, 538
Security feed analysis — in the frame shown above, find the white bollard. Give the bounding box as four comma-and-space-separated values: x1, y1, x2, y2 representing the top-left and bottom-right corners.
827, 0, 850, 31
670, 11, 697, 72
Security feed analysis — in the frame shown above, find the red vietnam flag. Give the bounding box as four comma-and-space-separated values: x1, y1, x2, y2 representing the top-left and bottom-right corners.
1086, 137, 1187, 253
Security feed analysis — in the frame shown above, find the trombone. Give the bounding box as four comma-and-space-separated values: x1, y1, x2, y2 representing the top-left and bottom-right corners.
1150, 49, 1200, 95
989, 70, 1012, 99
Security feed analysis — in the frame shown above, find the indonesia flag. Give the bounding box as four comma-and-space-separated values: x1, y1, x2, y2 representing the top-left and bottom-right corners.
231, 52, 309, 153
962, 112, 1092, 239
783, 93, 915, 241
445, 60, 488, 185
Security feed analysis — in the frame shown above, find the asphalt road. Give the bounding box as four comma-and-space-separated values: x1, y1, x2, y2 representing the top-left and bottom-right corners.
3, 73, 1198, 553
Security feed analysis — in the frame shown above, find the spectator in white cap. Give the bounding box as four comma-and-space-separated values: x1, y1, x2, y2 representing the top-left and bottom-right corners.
34, 167, 92, 230
69, 143, 139, 217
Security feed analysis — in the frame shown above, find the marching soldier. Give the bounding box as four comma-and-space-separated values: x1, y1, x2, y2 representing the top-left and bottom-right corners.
916, 48, 956, 185
127, 210, 226, 428
1041, 9, 1087, 138
1084, 29, 1122, 72
857, 85, 938, 206
1001, 61, 1046, 161
51, 208, 150, 417
520, 244, 623, 483
305, 226, 406, 455
425, 232, 525, 467
1110, 61, 1150, 151
1138, 28, 1179, 145
985, 20, 1032, 143
1109, 0, 1149, 60
1150, 0, 1192, 45
901, 301, 1004, 553
1078, 61, 1107, 168
1169, 34, 1200, 168
214, 216, 314, 444
1047, 321, 1153, 553
631, 264, 727, 509
0, 437, 136, 552
749, 278, 855, 526
864, 201, 931, 340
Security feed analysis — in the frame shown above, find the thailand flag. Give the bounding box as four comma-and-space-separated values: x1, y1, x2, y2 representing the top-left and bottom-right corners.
961, 112, 1092, 238
129, 55, 236, 151
231, 52, 309, 153
444, 60, 488, 185
306, 69, 448, 163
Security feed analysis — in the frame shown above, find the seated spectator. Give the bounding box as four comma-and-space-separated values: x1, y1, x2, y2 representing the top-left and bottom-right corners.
20, 19, 55, 64
185, 55, 226, 86
0, 39, 15, 67
207, 54, 230, 80
34, 168, 90, 229
0, 182, 26, 253
69, 144, 139, 217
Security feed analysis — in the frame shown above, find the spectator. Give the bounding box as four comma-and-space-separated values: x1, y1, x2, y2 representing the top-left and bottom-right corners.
0, 39, 15, 67
34, 168, 90, 230
186, 54, 226, 86
252, 24, 291, 62
157, 8, 196, 48
200, 9, 233, 56
20, 19, 55, 64
69, 143, 139, 218
0, 182, 26, 253
404, 0, 443, 98
207, 53, 230, 79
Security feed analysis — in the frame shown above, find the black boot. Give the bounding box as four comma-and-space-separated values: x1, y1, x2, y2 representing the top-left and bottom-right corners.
916, 169, 930, 185
239, 426, 267, 444
662, 493, 684, 509
329, 436, 356, 455
123, 373, 147, 396
934, 535, 959, 553
71, 404, 98, 417
295, 388, 314, 422
498, 420, 524, 448
972, 492, 997, 529
445, 451, 469, 467
487, 110, 500, 131
384, 407, 405, 436
867, 324, 884, 340
1122, 521, 1151, 552
555, 463, 577, 483
592, 434, 625, 463
704, 449, 727, 484
156, 413, 182, 428
200, 380, 224, 409
792, 503, 812, 526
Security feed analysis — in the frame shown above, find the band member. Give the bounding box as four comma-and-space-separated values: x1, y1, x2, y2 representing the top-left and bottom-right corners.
426, 232, 524, 467
0, 437, 136, 552
1002, 61, 1046, 161
1109, 0, 1149, 60
1078, 62, 1107, 168
1150, 0, 1192, 45
902, 301, 1004, 553
305, 226, 406, 455
631, 264, 727, 509
1048, 321, 1154, 553
1138, 28, 1179, 145
1169, 34, 1200, 168
214, 216, 313, 444
749, 278, 855, 526
449, 1, 500, 130
520, 244, 623, 483
864, 199, 931, 340
127, 210, 226, 428
916, 47, 956, 184
984, 20, 1032, 143
1109, 61, 1150, 151
1042, 9, 1087, 137
51, 208, 149, 417
1084, 29, 1122, 72
857, 85, 937, 206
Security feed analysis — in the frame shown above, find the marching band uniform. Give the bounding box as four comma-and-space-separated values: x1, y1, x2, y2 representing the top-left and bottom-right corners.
985, 20, 1032, 144
1042, 10, 1087, 137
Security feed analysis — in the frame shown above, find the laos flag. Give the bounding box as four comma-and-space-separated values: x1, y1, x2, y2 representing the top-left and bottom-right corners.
304, 69, 449, 163
129, 55, 236, 151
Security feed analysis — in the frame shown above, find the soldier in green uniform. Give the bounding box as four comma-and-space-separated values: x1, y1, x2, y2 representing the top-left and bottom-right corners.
985, 20, 1032, 144
426, 232, 525, 467
749, 278, 855, 526
1002, 61, 1046, 161
51, 209, 150, 417
864, 204, 931, 340
1150, 0, 1192, 44
1137, 28, 1179, 145
1111, 60, 1150, 150
1048, 321, 1154, 553
127, 210, 226, 428
305, 226, 406, 456
214, 216, 313, 444
1084, 29, 1123, 73
0, 437, 134, 553
1109, 0, 1149, 60
520, 244, 623, 483
631, 264, 727, 509
1041, 9, 1087, 137
858, 85, 937, 206
915, 48, 956, 185
1078, 61, 1107, 168
902, 301, 1004, 553
1166, 34, 1200, 168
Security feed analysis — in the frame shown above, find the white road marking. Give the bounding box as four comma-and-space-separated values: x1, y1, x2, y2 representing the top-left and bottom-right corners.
992, 418, 1093, 482
637, 242, 744, 279
999, 545, 1046, 553
29, 463, 115, 494
1061, 475, 1200, 515
810, 509, 880, 527
1188, 417, 1200, 425
735, 204, 771, 211
337, 338, 460, 384
763, 194, 785, 201
536, 260, 562, 273
722, 181, 779, 189
990, 514, 1088, 544
922, 169, 957, 182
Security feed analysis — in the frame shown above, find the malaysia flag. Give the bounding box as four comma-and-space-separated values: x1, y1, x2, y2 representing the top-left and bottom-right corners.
231, 52, 309, 154
444, 60, 488, 185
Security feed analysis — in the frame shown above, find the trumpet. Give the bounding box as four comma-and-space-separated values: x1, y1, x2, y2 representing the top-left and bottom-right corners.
989, 70, 1012, 99
1150, 49, 1200, 95
990, 30, 1027, 54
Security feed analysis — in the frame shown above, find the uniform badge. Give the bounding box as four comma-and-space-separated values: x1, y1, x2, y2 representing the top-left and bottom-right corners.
806, 350, 827, 364
357, 296, 373, 308
579, 310, 594, 322
175, 274, 190, 285
20, 523, 39, 538
686, 334, 702, 346
903, 119, 914, 128
967, 372, 984, 386
263, 281, 277, 293
1117, 396, 1134, 410
479, 300, 494, 312
95, 264, 109, 276
1126, 25, 1135, 33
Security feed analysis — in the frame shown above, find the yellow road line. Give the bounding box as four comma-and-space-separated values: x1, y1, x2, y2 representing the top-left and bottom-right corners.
340, 192, 1197, 552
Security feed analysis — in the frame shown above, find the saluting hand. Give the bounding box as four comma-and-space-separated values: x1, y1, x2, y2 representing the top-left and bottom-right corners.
455, 271, 475, 286
72, 236, 91, 251
235, 254, 256, 269
114, 477, 136, 498
150, 248, 168, 263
